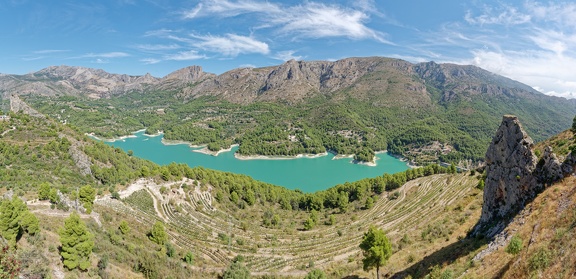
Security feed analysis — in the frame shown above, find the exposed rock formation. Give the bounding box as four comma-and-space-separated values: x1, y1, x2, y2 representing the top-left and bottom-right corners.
10, 94, 45, 118
534, 146, 563, 184
475, 115, 575, 237
561, 152, 576, 175
68, 140, 92, 176
477, 115, 539, 235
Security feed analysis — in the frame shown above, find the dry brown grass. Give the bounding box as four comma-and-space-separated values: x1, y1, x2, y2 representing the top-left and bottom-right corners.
463, 176, 576, 279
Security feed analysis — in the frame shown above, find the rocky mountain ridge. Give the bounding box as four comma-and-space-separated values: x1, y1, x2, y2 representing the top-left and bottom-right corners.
0, 65, 213, 99
1, 57, 573, 106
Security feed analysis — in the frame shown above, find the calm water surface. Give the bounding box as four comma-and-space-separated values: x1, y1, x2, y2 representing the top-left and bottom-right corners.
103, 131, 409, 192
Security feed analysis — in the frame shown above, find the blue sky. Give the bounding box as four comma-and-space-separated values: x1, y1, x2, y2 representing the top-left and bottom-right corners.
1, 0, 575, 98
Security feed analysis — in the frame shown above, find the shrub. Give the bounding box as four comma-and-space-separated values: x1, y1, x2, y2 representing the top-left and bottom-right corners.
183, 251, 194, 265
505, 235, 523, 255
529, 247, 551, 271
304, 269, 327, 279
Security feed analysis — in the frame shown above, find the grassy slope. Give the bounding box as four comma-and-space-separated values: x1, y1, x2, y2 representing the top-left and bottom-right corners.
450, 176, 576, 279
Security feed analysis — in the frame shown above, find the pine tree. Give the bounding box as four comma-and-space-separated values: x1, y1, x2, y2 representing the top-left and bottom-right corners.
0, 197, 39, 247
148, 221, 167, 245
37, 183, 51, 200
79, 185, 96, 214
59, 212, 94, 271
359, 226, 392, 279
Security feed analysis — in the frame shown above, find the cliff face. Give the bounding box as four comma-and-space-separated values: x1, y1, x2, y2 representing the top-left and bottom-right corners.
480, 115, 539, 227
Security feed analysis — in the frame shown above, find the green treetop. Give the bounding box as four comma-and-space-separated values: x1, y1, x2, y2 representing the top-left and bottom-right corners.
359, 226, 392, 279
59, 212, 94, 271
148, 221, 168, 245
78, 185, 96, 214
0, 197, 39, 247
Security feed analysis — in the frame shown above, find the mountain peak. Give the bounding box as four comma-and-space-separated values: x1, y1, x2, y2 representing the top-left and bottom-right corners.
163, 65, 212, 82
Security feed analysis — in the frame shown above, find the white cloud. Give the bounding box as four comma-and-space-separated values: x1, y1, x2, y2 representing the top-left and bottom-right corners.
182, 0, 388, 43
164, 50, 205, 61
92, 58, 109, 64
238, 64, 256, 68
191, 34, 269, 56
273, 50, 303, 61
526, 1, 576, 29
33, 49, 69, 54
464, 6, 531, 26
183, 0, 282, 18
135, 44, 181, 51
140, 58, 162, 64
81, 52, 130, 58
22, 56, 44, 61
275, 3, 387, 42
182, 3, 203, 19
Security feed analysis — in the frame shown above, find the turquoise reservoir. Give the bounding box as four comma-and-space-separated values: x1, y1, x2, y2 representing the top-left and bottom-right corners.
103, 131, 409, 192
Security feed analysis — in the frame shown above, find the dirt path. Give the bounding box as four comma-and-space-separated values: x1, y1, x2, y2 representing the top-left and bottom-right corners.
31, 208, 102, 227
0, 126, 15, 136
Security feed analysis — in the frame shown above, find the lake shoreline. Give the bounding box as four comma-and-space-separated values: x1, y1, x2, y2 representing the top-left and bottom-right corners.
234, 152, 329, 160
192, 144, 239, 156
86, 129, 146, 142
96, 130, 411, 192
90, 130, 413, 169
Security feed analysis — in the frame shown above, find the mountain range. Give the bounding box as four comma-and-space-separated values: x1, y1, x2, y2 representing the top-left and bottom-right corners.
1, 57, 575, 164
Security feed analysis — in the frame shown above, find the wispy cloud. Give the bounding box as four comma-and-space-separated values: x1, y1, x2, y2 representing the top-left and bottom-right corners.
79, 52, 130, 58
22, 56, 45, 61
140, 58, 162, 64
164, 50, 205, 61
92, 58, 109, 64
238, 64, 256, 68
182, 0, 281, 18
191, 34, 269, 56
33, 49, 70, 54
182, 0, 389, 43
272, 50, 303, 61
464, 5, 531, 26
135, 44, 181, 51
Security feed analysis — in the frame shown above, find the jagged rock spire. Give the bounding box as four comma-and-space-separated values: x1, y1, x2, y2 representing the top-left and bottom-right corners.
478, 115, 539, 234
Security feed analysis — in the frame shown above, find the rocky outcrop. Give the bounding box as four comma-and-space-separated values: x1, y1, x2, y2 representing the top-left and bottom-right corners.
475, 116, 576, 237
68, 140, 92, 176
10, 94, 45, 118
534, 146, 563, 184
561, 151, 576, 175
476, 115, 539, 236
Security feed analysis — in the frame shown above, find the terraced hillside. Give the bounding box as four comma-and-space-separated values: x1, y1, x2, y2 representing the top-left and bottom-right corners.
95, 173, 481, 277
